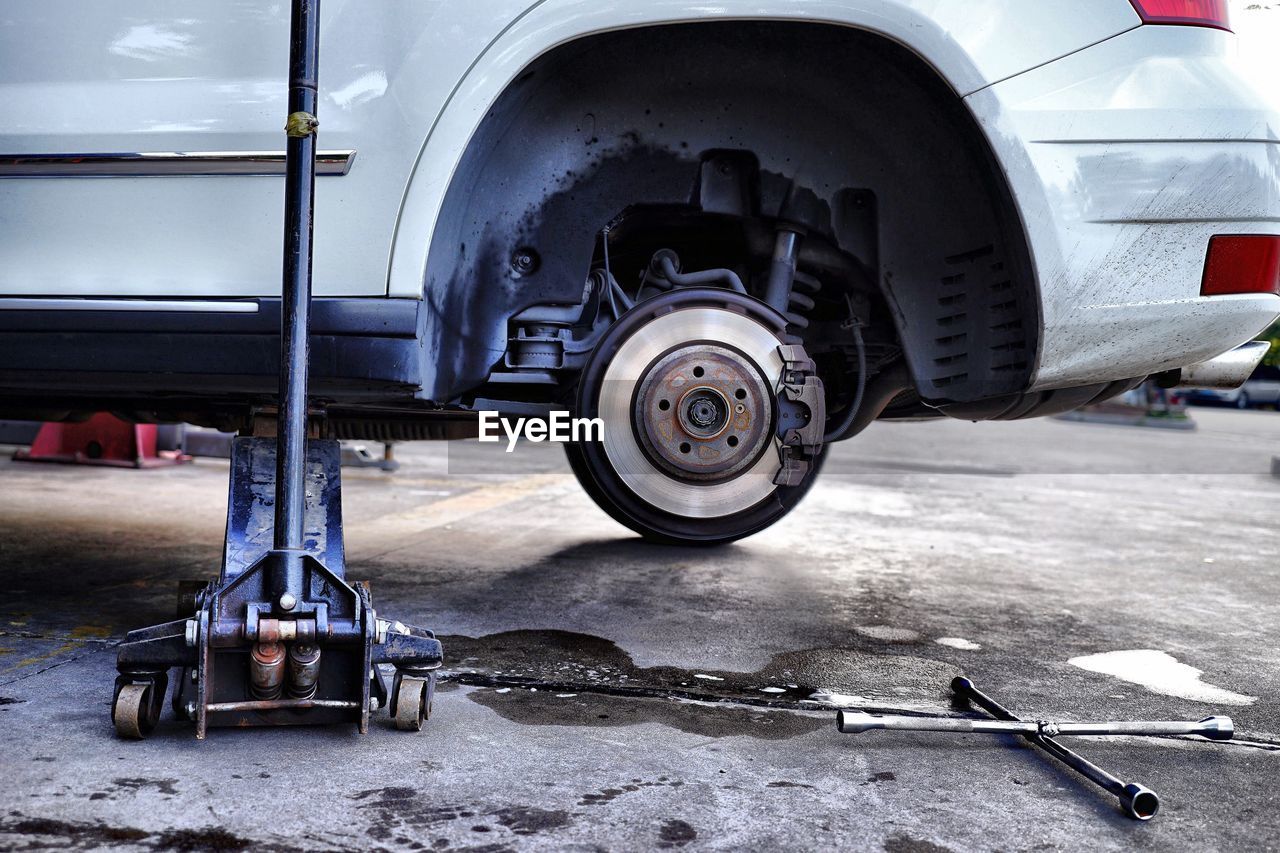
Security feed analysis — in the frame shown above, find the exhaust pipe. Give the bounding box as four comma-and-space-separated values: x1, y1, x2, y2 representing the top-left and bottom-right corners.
1170, 340, 1269, 389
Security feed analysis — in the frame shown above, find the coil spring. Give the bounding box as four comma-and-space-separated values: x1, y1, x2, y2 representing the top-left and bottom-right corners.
785, 269, 822, 329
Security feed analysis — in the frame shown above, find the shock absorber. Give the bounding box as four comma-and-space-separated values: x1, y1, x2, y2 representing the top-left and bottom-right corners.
762, 226, 822, 337
763, 227, 802, 315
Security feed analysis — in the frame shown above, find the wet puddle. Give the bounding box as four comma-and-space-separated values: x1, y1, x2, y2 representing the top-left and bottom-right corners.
439, 629, 960, 738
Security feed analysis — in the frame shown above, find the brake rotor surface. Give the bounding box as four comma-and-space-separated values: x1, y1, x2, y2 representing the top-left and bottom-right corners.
598, 304, 785, 518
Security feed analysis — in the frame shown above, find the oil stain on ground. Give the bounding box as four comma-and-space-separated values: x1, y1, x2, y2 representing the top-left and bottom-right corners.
351, 785, 572, 845
657, 818, 697, 848
883, 834, 956, 853
442, 629, 958, 738
0, 815, 263, 851
578, 778, 684, 806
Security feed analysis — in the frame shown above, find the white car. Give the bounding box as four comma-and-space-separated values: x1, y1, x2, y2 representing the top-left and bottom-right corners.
1, 1, 1278, 543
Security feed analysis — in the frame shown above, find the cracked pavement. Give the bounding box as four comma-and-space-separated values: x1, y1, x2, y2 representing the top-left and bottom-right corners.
1, 408, 1278, 851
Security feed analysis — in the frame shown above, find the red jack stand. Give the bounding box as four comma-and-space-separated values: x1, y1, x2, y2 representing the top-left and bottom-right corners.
14, 413, 190, 468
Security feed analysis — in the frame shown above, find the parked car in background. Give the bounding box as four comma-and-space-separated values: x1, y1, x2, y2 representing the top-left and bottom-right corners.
1186, 364, 1280, 409
2, 1, 1279, 543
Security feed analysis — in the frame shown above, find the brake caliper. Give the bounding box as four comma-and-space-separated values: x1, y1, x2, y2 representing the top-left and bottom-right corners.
774, 344, 826, 487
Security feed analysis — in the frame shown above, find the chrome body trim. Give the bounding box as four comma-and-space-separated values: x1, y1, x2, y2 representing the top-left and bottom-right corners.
0, 298, 259, 313
0, 151, 355, 177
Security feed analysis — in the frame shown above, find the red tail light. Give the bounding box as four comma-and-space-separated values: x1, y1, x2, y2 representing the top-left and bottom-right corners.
1201, 235, 1280, 297
1128, 0, 1231, 31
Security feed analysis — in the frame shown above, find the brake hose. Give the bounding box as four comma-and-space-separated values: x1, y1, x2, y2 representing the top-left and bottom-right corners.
823, 324, 867, 442
655, 252, 747, 294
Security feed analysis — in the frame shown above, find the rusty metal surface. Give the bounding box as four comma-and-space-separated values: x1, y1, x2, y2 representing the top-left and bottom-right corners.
287, 643, 321, 699
204, 698, 360, 713
248, 641, 285, 700
634, 345, 773, 482
111, 683, 149, 739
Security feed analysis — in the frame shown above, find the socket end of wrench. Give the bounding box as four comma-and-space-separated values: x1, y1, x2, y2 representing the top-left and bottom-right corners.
836, 711, 883, 734
1120, 783, 1161, 821
1198, 716, 1234, 741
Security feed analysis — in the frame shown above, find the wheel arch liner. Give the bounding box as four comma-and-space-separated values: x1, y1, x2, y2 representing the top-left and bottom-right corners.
410, 22, 1041, 406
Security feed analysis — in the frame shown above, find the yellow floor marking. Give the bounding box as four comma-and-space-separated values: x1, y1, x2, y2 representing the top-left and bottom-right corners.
0, 625, 111, 676
349, 472, 571, 550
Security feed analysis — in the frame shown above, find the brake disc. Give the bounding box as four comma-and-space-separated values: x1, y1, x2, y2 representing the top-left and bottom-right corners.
594, 295, 806, 518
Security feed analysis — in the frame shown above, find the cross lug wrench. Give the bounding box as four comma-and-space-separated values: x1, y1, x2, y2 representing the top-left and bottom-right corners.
951, 677, 1163, 822
836, 708, 1235, 740
834, 676, 1237, 820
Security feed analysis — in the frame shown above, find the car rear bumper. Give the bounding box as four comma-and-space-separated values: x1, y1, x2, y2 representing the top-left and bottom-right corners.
968, 25, 1280, 391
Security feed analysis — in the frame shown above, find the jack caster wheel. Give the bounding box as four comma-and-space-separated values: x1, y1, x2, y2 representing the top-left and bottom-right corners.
393, 675, 432, 732
567, 287, 824, 546
112, 672, 168, 739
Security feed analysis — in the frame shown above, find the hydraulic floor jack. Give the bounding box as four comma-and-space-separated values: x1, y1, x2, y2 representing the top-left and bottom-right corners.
110, 0, 442, 739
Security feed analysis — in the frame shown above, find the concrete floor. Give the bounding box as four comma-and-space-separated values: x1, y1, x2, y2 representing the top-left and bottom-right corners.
1, 407, 1278, 851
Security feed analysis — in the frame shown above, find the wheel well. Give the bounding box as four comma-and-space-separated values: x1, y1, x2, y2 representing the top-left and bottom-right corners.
422, 20, 1038, 409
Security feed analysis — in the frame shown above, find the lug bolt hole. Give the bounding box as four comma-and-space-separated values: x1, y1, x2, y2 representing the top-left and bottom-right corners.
679, 442, 692, 454
735, 388, 747, 400
693, 366, 705, 378
658, 399, 671, 411
727, 436, 739, 447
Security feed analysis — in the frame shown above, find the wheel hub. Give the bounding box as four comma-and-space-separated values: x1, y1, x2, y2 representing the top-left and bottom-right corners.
682, 389, 726, 434
633, 345, 773, 482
